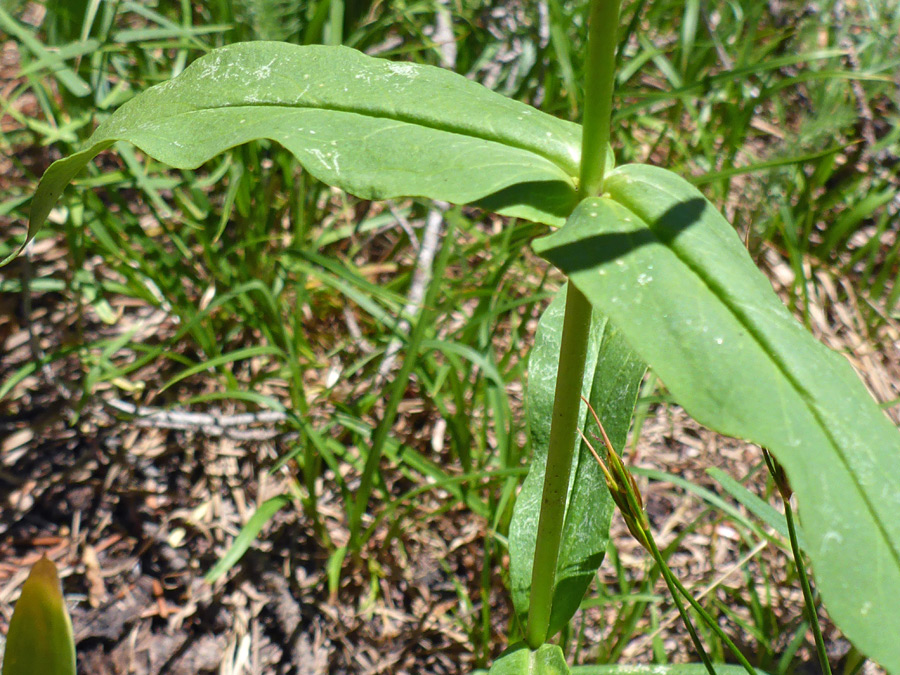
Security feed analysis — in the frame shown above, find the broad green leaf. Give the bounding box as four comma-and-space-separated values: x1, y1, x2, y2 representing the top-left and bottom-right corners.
509, 285, 645, 638
205, 494, 293, 583
533, 163, 900, 672
18, 41, 583, 262
2, 557, 76, 675
489, 643, 570, 675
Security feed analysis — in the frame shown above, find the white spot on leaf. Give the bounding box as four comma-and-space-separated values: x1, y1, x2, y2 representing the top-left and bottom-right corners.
822, 530, 844, 552
254, 57, 276, 80
387, 62, 417, 78
308, 148, 341, 174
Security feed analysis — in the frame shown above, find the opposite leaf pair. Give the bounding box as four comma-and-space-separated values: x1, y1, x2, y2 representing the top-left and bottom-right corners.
15, 41, 900, 671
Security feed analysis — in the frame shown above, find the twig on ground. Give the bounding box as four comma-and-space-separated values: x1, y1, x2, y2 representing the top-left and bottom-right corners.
434, 0, 457, 70
375, 203, 446, 385
343, 306, 373, 353
833, 0, 895, 168
375, 0, 456, 385
388, 201, 419, 252
537, 2, 550, 49
105, 398, 287, 440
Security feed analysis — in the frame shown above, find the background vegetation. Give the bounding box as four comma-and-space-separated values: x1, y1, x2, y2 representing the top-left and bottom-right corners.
0, 0, 898, 672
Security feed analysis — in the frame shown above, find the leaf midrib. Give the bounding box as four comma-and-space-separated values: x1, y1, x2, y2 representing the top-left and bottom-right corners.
101, 99, 579, 182
605, 181, 900, 571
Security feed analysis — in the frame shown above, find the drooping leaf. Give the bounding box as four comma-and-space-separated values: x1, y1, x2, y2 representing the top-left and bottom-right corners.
17, 41, 583, 263
2, 557, 76, 675
509, 284, 645, 638
488, 643, 570, 675
533, 163, 900, 672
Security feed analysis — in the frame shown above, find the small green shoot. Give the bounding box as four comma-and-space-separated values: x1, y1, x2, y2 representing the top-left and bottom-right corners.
1, 557, 76, 675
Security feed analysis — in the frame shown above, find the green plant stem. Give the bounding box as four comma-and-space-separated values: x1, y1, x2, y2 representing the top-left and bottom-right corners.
347, 218, 456, 552
644, 533, 718, 675
524, 0, 622, 648
617, 467, 757, 675
783, 500, 832, 675
580, 0, 622, 197
763, 450, 833, 675
525, 283, 594, 648
329, 0, 344, 45
665, 563, 759, 675
606, 460, 717, 675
